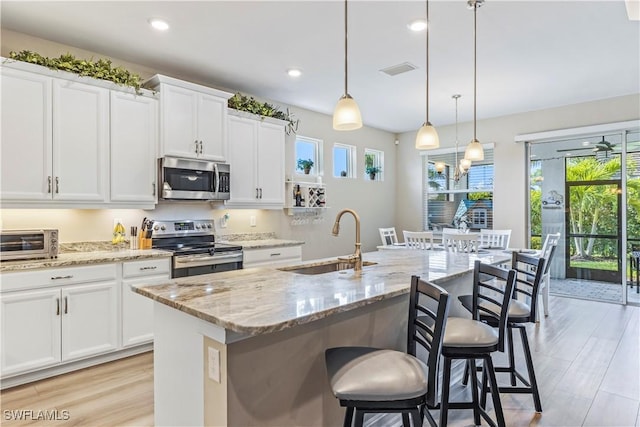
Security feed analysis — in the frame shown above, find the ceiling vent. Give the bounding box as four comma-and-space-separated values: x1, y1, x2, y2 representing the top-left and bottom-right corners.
380, 62, 418, 76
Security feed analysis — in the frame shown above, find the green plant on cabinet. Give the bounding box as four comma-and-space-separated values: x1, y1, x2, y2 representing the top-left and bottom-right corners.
228, 92, 299, 135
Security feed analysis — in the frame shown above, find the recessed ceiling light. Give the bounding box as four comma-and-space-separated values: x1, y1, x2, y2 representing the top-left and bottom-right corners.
407, 19, 427, 32
149, 18, 169, 31
287, 69, 302, 78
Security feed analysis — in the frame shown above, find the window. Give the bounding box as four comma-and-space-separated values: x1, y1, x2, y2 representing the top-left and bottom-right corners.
423, 147, 494, 231
364, 149, 384, 181
295, 136, 321, 176
333, 143, 356, 178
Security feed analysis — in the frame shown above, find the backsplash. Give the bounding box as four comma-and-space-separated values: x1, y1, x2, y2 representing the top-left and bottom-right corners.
60, 241, 130, 253
218, 232, 277, 241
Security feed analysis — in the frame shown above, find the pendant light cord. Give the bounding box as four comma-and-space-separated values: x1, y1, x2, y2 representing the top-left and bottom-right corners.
473, 0, 477, 140
425, 0, 430, 123
344, 0, 348, 95
454, 94, 460, 165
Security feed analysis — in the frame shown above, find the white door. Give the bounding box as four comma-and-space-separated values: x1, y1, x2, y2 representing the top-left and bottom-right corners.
161, 85, 199, 159
52, 79, 109, 201
257, 122, 285, 206
61, 281, 119, 362
0, 289, 62, 376
197, 93, 227, 162
0, 68, 53, 201
110, 91, 158, 203
227, 116, 258, 204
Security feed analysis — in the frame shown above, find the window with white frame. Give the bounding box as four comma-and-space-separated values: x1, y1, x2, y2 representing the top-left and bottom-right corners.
364, 149, 384, 181
295, 136, 322, 176
423, 147, 494, 231
333, 143, 356, 178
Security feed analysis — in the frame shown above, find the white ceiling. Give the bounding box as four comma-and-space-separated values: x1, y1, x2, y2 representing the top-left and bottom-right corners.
2, 1, 639, 133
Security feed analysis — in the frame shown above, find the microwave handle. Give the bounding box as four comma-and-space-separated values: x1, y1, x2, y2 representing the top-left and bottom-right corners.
214, 163, 220, 197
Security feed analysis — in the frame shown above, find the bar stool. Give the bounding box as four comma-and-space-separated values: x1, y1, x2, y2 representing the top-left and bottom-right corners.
325, 276, 450, 427
439, 261, 516, 427
459, 250, 552, 414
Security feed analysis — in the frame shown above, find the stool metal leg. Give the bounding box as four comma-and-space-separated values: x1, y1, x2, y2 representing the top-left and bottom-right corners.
354, 409, 365, 427
507, 328, 517, 386
343, 407, 354, 427
440, 356, 452, 427
519, 326, 542, 412
402, 413, 410, 427
469, 358, 481, 427
484, 356, 506, 427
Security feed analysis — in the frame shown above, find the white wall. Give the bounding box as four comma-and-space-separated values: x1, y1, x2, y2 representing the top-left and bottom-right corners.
0, 30, 397, 260
395, 94, 640, 247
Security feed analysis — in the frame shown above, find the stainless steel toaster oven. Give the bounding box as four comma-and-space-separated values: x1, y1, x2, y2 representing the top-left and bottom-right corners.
0, 229, 59, 261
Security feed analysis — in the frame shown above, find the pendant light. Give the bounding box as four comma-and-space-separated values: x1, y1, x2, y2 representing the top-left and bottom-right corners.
451, 94, 468, 183
415, 0, 439, 149
333, 0, 362, 131
464, 0, 484, 161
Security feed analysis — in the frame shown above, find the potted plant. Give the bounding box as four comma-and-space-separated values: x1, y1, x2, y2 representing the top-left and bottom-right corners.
297, 159, 314, 174
366, 166, 381, 180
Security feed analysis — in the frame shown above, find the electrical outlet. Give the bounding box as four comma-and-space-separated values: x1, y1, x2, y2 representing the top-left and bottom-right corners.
208, 347, 220, 383
250, 215, 256, 227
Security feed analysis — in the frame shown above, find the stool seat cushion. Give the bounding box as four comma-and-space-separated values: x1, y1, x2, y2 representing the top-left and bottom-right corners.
458, 294, 531, 321
443, 317, 499, 348
325, 347, 428, 401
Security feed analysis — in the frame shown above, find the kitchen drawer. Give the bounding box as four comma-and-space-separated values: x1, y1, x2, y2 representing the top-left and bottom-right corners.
0, 263, 117, 293
243, 245, 302, 268
123, 258, 171, 279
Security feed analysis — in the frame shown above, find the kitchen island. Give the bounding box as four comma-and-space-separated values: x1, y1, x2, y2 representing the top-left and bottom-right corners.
134, 249, 509, 426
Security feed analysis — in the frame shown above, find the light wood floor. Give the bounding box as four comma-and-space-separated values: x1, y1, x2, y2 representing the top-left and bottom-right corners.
1, 295, 639, 427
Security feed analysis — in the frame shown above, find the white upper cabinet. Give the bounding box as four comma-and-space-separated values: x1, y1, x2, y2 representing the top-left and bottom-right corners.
225, 111, 285, 209
0, 67, 53, 201
0, 60, 158, 208
110, 91, 158, 205
148, 74, 232, 162
52, 79, 109, 202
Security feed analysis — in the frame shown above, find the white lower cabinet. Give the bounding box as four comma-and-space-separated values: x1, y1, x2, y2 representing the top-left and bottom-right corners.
0, 288, 62, 376
0, 263, 120, 378
243, 245, 302, 268
121, 259, 171, 347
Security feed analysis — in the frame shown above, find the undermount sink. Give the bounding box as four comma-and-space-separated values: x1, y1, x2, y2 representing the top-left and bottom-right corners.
278, 260, 378, 275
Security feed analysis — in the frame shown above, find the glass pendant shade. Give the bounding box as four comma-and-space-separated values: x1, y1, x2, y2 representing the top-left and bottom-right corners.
415, 122, 440, 149
465, 138, 484, 161
333, 94, 362, 130
459, 158, 472, 171
435, 161, 446, 173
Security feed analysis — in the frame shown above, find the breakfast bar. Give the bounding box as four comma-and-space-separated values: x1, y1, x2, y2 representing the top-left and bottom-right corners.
133, 249, 510, 426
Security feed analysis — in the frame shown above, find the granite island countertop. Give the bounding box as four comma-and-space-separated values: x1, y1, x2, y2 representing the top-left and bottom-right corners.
133, 249, 510, 337
0, 249, 172, 273
223, 238, 304, 249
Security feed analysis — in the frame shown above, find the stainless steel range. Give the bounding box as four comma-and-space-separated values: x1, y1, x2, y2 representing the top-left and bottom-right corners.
150, 219, 243, 278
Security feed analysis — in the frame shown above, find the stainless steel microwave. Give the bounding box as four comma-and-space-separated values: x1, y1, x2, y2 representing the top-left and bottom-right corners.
159, 157, 230, 201
0, 229, 59, 261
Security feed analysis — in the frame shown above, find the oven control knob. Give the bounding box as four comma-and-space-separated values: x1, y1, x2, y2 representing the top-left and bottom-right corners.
161, 225, 166, 231
195, 224, 201, 229
207, 224, 212, 229
154, 225, 159, 231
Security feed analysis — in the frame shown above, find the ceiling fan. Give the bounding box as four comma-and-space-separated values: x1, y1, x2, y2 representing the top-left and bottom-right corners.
557, 136, 616, 153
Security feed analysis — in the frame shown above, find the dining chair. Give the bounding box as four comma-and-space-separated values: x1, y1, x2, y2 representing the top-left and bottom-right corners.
479, 229, 512, 249
325, 276, 450, 427
459, 250, 552, 414
539, 232, 560, 317
442, 230, 479, 253
379, 227, 399, 246
439, 260, 516, 427
403, 230, 434, 250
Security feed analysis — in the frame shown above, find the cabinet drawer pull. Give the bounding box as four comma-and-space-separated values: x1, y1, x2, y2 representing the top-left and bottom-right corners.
55, 176, 60, 194
56, 298, 60, 316
48, 176, 52, 193
64, 296, 69, 314
152, 182, 156, 196
51, 275, 73, 280
139, 266, 158, 271
270, 253, 282, 257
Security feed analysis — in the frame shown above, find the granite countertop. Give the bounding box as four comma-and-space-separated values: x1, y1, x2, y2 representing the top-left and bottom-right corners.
133, 249, 510, 336
223, 238, 305, 249
216, 232, 304, 249
0, 249, 172, 273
